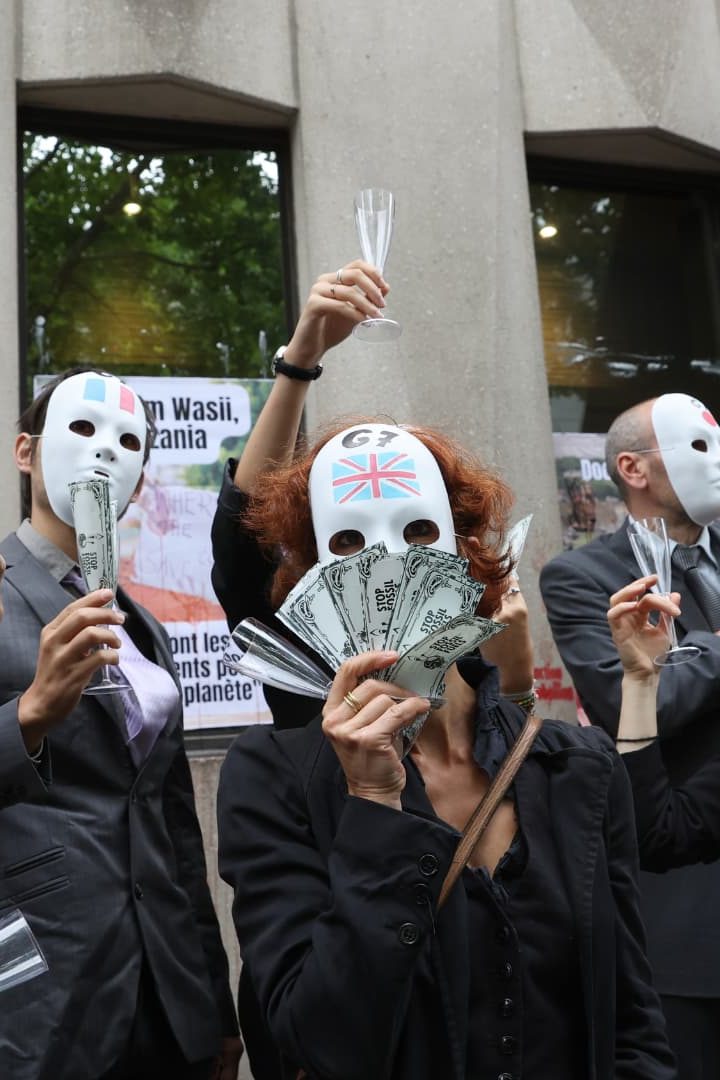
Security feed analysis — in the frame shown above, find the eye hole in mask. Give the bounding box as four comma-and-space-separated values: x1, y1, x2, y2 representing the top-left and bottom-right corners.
403, 519, 440, 545
329, 529, 365, 556
120, 433, 142, 452
692, 439, 708, 452
69, 419, 95, 437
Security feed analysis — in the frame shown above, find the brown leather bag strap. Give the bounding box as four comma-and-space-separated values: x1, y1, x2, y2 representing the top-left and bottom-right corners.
437, 710, 543, 910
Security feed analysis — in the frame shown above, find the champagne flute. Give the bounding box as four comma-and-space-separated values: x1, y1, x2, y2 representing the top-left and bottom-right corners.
0, 909, 48, 993
627, 517, 701, 666
69, 478, 130, 695
353, 188, 402, 341
222, 618, 333, 699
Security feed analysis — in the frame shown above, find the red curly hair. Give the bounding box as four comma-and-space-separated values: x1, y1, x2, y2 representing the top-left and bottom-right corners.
242, 417, 515, 617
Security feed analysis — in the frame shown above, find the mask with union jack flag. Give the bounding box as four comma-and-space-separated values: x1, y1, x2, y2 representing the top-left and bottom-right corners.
308, 423, 457, 560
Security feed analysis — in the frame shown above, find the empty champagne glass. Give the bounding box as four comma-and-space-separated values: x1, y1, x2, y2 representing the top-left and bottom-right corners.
223, 618, 333, 699
353, 188, 402, 342
627, 517, 701, 666
69, 479, 130, 695
0, 908, 48, 992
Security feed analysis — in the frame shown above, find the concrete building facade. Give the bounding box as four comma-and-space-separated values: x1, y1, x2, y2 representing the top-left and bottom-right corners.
4, 4, 720, 1074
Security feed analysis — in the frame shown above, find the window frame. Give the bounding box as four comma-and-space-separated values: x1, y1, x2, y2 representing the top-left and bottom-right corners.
527, 153, 720, 434
16, 107, 298, 753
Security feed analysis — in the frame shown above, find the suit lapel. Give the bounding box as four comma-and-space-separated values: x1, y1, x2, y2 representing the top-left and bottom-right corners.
1, 534, 121, 729
117, 587, 178, 683
116, 586, 182, 752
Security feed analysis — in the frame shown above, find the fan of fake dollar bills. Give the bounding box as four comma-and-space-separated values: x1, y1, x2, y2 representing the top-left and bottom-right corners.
277, 542, 499, 702
223, 515, 532, 714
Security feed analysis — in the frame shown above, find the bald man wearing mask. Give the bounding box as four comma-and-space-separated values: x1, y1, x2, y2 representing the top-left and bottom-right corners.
541, 393, 720, 1079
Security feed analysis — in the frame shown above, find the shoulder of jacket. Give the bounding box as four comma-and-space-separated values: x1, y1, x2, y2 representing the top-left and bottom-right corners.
542, 531, 616, 571
538, 717, 616, 755
226, 715, 328, 784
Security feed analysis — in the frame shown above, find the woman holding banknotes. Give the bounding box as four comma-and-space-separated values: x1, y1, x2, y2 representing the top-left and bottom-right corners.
214, 263, 675, 1079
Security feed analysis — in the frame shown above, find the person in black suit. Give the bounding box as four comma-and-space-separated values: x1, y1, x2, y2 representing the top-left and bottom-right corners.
540, 393, 720, 1079
217, 416, 676, 1080
0, 368, 242, 1080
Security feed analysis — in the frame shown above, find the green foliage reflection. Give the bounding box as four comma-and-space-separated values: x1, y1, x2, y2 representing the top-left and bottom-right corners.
23, 134, 285, 390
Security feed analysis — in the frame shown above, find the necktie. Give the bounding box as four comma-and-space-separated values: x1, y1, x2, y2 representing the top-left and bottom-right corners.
671, 545, 720, 632
61, 568, 177, 763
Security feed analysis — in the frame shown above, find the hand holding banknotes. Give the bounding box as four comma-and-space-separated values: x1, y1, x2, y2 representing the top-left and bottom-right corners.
322, 651, 430, 811
17, 591, 123, 752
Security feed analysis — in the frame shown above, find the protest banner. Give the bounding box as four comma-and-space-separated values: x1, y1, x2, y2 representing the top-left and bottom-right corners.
120, 376, 273, 730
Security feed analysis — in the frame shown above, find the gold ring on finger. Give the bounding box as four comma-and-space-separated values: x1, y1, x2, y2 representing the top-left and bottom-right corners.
343, 690, 362, 715
335, 268, 344, 284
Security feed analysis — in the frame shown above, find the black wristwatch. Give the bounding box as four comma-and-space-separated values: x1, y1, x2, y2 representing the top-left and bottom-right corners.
272, 346, 323, 381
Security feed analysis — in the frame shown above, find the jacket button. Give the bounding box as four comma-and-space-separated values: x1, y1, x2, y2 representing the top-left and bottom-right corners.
500, 997, 515, 1017
414, 884, 430, 905
398, 922, 420, 945
418, 853, 438, 877
134, 882, 143, 900
500, 1035, 517, 1055
498, 1074, 514, 1080
499, 961, 513, 979
496, 924, 511, 943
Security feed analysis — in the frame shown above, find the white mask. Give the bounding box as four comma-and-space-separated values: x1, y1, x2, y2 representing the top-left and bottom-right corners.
40, 372, 147, 526
652, 393, 720, 526
308, 424, 457, 560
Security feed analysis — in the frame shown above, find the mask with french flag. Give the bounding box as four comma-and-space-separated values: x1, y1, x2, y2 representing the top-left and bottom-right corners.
652, 393, 720, 526
40, 371, 147, 526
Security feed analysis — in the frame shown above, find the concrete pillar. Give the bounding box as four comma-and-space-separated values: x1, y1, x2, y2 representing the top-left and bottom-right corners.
294, 0, 567, 713
0, 3, 20, 538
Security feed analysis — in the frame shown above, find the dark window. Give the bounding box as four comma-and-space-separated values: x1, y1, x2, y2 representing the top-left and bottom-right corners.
528, 159, 720, 432
19, 111, 293, 399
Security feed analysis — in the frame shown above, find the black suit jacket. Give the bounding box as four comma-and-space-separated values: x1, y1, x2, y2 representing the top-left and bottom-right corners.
624, 742, 720, 871
540, 520, 720, 995
0, 532, 237, 1080
218, 708, 675, 1080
